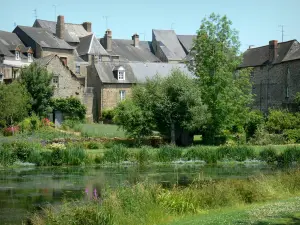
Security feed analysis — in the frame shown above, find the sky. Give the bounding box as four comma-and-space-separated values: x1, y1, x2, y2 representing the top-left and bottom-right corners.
1, 0, 299, 51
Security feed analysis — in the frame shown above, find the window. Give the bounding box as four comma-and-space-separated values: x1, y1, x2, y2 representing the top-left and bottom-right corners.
120, 90, 126, 101
0, 73, 3, 83
76, 65, 80, 74
60, 57, 67, 66
15, 51, 20, 60
53, 75, 59, 88
28, 53, 33, 62
118, 70, 125, 80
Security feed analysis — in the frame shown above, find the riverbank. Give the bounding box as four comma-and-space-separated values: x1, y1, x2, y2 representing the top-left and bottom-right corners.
29, 169, 300, 225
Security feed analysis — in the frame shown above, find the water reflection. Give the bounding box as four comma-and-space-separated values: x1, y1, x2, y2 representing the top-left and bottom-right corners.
0, 164, 278, 224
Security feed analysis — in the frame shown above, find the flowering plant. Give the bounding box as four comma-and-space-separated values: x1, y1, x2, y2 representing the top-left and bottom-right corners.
48, 143, 66, 151
3, 126, 20, 136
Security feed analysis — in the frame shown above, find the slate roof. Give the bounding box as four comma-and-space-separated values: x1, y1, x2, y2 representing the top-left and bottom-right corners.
77, 34, 108, 56
240, 40, 300, 68
0, 30, 23, 51
33, 19, 91, 43
0, 41, 14, 57
14, 26, 74, 50
94, 62, 192, 84
107, 39, 160, 62
152, 30, 186, 60
177, 35, 196, 54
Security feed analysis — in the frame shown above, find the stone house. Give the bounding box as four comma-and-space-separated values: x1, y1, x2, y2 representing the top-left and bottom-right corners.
240, 40, 300, 113
0, 30, 33, 83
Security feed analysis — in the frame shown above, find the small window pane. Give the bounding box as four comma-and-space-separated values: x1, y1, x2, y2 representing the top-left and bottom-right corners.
120, 90, 126, 101
76, 65, 80, 74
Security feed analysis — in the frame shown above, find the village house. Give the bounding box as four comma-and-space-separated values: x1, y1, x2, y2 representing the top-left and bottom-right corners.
0, 30, 33, 83
240, 40, 300, 113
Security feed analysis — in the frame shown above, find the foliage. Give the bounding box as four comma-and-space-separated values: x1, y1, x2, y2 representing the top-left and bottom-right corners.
86, 142, 100, 149
265, 109, 298, 134
0, 82, 31, 126
259, 147, 278, 164
189, 13, 253, 144
283, 129, 300, 143
183, 147, 219, 163
19, 114, 42, 132
30, 170, 300, 225
101, 108, 116, 121
3, 126, 20, 136
115, 69, 208, 145
244, 110, 265, 140
103, 144, 129, 163
217, 146, 255, 162
20, 63, 54, 116
51, 97, 86, 121
156, 145, 182, 162
73, 123, 126, 138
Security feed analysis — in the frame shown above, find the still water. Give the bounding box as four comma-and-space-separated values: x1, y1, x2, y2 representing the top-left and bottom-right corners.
0, 164, 278, 224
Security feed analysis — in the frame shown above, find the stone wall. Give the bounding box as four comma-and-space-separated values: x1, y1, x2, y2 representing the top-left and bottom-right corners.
46, 56, 85, 100
251, 59, 300, 112
102, 84, 132, 110
42, 48, 75, 72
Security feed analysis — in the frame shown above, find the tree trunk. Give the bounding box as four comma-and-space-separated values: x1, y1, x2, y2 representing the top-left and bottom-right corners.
171, 122, 175, 145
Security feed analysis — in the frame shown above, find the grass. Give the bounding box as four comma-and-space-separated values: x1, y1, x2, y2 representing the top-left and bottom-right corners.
73, 123, 126, 138
30, 169, 300, 225
169, 197, 300, 225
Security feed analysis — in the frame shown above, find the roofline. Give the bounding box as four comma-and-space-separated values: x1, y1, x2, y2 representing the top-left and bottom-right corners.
35, 19, 85, 26
244, 40, 297, 51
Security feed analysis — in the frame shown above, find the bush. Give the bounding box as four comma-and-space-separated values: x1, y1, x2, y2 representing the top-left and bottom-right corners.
0, 143, 17, 166
183, 147, 218, 163
280, 146, 300, 165
19, 115, 42, 132
244, 110, 264, 140
101, 109, 116, 121
217, 146, 256, 162
61, 119, 80, 130
259, 147, 278, 164
3, 126, 20, 136
266, 109, 298, 134
103, 144, 129, 163
134, 147, 152, 164
86, 142, 100, 149
156, 145, 182, 162
283, 129, 300, 143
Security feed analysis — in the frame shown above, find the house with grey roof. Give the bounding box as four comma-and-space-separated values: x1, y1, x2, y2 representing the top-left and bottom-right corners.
0, 30, 33, 83
87, 55, 192, 121
239, 39, 300, 112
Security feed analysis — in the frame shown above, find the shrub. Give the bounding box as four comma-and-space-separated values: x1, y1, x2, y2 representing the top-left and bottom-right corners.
3, 126, 20, 136
86, 142, 100, 149
0, 143, 17, 166
244, 110, 264, 140
217, 146, 256, 162
283, 129, 300, 143
103, 144, 129, 163
19, 115, 42, 132
63, 145, 87, 166
266, 109, 298, 134
156, 145, 182, 162
101, 109, 116, 121
183, 147, 218, 163
280, 146, 300, 165
134, 147, 152, 164
259, 147, 278, 164
62, 119, 81, 130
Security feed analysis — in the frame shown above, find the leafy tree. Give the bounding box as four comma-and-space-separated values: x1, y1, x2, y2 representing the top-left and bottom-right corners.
20, 63, 54, 116
51, 97, 86, 121
114, 69, 208, 145
189, 13, 253, 144
266, 109, 298, 134
0, 82, 31, 126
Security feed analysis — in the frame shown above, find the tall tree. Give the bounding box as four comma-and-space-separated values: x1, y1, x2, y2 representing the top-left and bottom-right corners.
20, 64, 54, 116
114, 69, 208, 145
189, 13, 253, 143
0, 82, 30, 126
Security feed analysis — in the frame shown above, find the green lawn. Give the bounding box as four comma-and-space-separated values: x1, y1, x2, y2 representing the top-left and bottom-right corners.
73, 123, 126, 138
169, 197, 300, 225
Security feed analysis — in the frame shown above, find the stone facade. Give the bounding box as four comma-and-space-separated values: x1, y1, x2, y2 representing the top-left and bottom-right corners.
40, 48, 75, 71
251, 60, 300, 113
101, 84, 132, 109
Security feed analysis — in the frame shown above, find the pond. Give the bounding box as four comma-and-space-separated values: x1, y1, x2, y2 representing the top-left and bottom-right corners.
0, 164, 280, 224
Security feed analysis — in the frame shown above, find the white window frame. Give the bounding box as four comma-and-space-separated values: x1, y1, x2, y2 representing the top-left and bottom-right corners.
118, 70, 125, 80
53, 75, 59, 88
28, 53, 33, 62
15, 51, 20, 60
120, 90, 126, 101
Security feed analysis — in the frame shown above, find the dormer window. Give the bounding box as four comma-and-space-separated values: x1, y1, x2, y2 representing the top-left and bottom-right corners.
28, 53, 33, 62
15, 51, 20, 60
117, 66, 125, 81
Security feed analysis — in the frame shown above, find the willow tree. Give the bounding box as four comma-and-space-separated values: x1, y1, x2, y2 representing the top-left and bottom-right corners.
189, 13, 253, 144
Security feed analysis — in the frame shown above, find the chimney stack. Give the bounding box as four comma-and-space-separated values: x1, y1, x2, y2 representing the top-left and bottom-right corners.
132, 33, 139, 47
269, 40, 278, 62
104, 29, 112, 51
56, 15, 65, 40
82, 22, 92, 32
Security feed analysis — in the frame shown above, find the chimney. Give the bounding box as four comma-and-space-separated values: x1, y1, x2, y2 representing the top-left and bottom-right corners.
56, 15, 65, 39
269, 40, 278, 62
132, 33, 139, 47
82, 22, 92, 32
104, 29, 112, 51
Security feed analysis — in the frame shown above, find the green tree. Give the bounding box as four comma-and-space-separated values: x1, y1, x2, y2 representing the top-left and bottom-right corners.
0, 82, 30, 125
114, 69, 208, 145
20, 63, 54, 116
189, 13, 253, 144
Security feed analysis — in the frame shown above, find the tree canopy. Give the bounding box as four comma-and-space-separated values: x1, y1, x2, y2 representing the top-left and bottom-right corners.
20, 63, 54, 116
189, 13, 253, 143
114, 69, 208, 145
0, 82, 31, 126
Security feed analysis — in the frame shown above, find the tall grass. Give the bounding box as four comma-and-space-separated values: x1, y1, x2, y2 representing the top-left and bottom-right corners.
73, 124, 126, 138
30, 170, 300, 225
